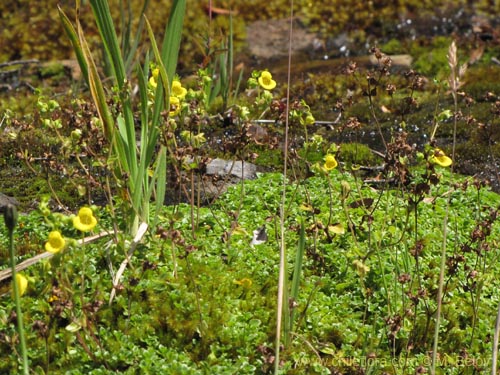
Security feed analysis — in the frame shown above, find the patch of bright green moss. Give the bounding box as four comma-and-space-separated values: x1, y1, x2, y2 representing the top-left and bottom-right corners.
40, 62, 66, 79
411, 36, 454, 78
380, 38, 404, 55
340, 142, 378, 166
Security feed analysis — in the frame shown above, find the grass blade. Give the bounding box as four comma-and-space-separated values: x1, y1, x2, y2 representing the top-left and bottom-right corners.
89, 0, 137, 179
58, 5, 89, 86
288, 220, 306, 340
161, 0, 186, 82
76, 20, 115, 152
88, 0, 126, 85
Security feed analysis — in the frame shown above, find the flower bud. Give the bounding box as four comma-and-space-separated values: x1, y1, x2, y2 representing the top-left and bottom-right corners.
71, 129, 82, 141
341, 181, 351, 199
3, 204, 18, 232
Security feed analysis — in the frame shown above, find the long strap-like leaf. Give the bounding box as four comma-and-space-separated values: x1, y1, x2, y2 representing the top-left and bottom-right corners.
76, 19, 116, 155
58, 5, 89, 87
161, 0, 186, 83
150, 0, 186, 137
89, 0, 137, 180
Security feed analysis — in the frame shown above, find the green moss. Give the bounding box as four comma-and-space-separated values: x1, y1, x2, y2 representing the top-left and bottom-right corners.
40, 62, 65, 79
0, 164, 88, 212
411, 36, 454, 78
463, 65, 500, 99
253, 146, 283, 168
381, 38, 404, 55
0, 93, 37, 118
340, 142, 378, 166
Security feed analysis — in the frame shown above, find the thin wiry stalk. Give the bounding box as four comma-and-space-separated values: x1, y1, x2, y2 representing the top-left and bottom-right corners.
431, 40, 462, 375
492, 301, 500, 375
5, 205, 29, 375
275, 0, 293, 373
287, 220, 306, 346
430, 206, 449, 375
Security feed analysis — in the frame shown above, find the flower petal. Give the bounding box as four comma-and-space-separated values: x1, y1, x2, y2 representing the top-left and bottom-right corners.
324, 154, 338, 171
15, 274, 28, 297
73, 207, 97, 232
258, 71, 277, 90
45, 230, 66, 253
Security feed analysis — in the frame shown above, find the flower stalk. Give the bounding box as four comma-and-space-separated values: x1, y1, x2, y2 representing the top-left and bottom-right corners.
5, 204, 29, 375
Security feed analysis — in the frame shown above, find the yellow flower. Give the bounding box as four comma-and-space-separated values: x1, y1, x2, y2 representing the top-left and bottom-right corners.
258, 71, 276, 90
45, 230, 66, 253
14, 274, 28, 297
299, 203, 314, 212
148, 76, 157, 89
324, 154, 338, 171
148, 68, 160, 89
193, 132, 206, 147
233, 278, 253, 288
169, 96, 181, 117
328, 223, 345, 235
353, 259, 370, 277
171, 80, 187, 99
73, 207, 97, 232
181, 130, 206, 147
429, 148, 452, 167
304, 114, 316, 125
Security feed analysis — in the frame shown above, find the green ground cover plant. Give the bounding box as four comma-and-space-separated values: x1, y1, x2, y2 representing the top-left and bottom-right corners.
2, 167, 500, 374
2, 1, 500, 375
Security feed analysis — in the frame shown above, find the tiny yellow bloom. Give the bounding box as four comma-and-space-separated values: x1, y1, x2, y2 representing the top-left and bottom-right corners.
328, 223, 345, 235
231, 225, 249, 236
148, 68, 160, 89
299, 203, 314, 212
169, 96, 181, 117
304, 114, 316, 125
73, 207, 97, 232
353, 259, 370, 277
324, 154, 338, 171
233, 278, 253, 288
14, 273, 28, 297
258, 71, 276, 90
45, 230, 66, 253
429, 148, 452, 167
171, 80, 187, 100
193, 132, 206, 147
148, 76, 157, 89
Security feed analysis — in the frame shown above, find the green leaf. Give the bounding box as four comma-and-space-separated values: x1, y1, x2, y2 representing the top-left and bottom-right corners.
58, 5, 89, 86
76, 19, 115, 149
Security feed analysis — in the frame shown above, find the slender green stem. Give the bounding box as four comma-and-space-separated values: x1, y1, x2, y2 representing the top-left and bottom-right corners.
275, 1, 294, 373
287, 220, 305, 346
432, 41, 459, 375
492, 300, 500, 375
5, 205, 29, 375
80, 235, 86, 312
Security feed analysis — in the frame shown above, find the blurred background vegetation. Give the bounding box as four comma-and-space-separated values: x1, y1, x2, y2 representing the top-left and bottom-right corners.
2, 0, 500, 193
1, 0, 498, 65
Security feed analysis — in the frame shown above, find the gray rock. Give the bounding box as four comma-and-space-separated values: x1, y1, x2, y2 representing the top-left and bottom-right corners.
165, 158, 259, 205
206, 158, 257, 180
246, 18, 319, 60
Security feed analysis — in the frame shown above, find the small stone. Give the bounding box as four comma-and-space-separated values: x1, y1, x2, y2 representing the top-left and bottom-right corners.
206, 159, 257, 180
